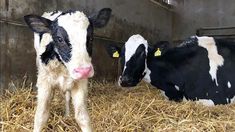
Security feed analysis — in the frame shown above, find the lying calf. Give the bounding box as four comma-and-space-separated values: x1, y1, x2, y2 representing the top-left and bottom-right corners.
106, 34, 235, 106
24, 8, 111, 132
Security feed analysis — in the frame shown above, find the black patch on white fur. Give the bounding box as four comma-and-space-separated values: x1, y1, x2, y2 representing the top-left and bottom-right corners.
120, 44, 146, 87
59, 10, 76, 17
51, 21, 72, 62
41, 42, 62, 64
86, 23, 94, 56
51, 10, 59, 16
25, 8, 112, 65
39, 33, 43, 42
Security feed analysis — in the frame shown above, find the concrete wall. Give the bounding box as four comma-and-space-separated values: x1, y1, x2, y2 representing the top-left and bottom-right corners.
173, 0, 235, 41
0, 0, 173, 90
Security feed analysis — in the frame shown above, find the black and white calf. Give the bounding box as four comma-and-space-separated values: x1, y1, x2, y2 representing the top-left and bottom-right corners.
24, 8, 111, 132
106, 34, 235, 106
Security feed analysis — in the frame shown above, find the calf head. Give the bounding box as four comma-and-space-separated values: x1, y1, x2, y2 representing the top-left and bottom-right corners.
24, 8, 112, 80
106, 34, 148, 87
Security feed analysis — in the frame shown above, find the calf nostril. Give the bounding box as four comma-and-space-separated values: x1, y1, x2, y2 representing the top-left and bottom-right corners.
74, 66, 92, 74
121, 76, 131, 83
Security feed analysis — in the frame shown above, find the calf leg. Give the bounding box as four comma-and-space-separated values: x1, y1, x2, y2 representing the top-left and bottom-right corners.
65, 90, 71, 116
71, 80, 92, 132
33, 83, 53, 132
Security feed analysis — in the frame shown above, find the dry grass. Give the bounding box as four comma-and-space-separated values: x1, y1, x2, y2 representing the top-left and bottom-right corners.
1, 80, 235, 132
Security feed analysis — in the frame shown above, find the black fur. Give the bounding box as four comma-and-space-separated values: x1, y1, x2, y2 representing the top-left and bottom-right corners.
51, 10, 59, 16
25, 8, 112, 65
86, 23, 94, 56
51, 21, 72, 62
24, 15, 52, 34
41, 42, 62, 64
107, 36, 235, 105
120, 44, 146, 87
39, 33, 43, 42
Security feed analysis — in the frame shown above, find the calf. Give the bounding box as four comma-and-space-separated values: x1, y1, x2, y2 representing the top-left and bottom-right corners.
106, 34, 235, 106
24, 8, 111, 132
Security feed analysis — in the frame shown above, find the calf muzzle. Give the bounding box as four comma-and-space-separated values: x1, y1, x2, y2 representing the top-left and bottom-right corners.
120, 76, 137, 87
73, 66, 93, 79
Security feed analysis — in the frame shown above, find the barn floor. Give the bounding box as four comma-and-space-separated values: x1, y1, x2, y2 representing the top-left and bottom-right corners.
1, 80, 235, 132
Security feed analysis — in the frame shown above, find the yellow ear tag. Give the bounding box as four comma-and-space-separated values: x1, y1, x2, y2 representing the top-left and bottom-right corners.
154, 48, 161, 57
113, 51, 120, 58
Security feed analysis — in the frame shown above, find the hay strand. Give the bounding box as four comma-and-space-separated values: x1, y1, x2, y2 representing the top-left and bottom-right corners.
1, 81, 235, 131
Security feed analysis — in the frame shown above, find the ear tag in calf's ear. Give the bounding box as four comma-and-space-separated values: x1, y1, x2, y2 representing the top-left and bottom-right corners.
154, 48, 161, 57
113, 51, 119, 58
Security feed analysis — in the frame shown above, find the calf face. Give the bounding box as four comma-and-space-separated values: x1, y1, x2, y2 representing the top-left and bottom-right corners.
24, 8, 112, 80
106, 34, 148, 87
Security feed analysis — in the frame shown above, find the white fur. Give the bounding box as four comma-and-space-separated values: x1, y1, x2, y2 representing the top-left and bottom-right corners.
118, 76, 122, 86
182, 97, 215, 106
160, 90, 169, 100
175, 85, 180, 91
71, 79, 92, 132
228, 81, 231, 88
65, 91, 71, 116
38, 33, 53, 58
57, 11, 94, 79
33, 11, 92, 132
42, 11, 62, 20
123, 35, 152, 86
197, 36, 224, 86
231, 96, 235, 103
33, 83, 53, 132
34, 33, 40, 53
143, 67, 151, 83
34, 12, 62, 52
124, 34, 148, 74
196, 99, 215, 106
183, 96, 187, 101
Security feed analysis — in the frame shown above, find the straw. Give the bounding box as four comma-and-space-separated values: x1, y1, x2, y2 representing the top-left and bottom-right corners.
1, 80, 235, 132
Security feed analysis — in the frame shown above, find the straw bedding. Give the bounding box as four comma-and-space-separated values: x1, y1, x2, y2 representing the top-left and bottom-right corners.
1, 80, 235, 132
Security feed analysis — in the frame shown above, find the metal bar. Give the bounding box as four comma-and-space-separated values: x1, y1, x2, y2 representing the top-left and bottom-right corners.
0, 19, 27, 27
199, 26, 235, 30
0, 18, 124, 43
200, 34, 235, 37
94, 35, 124, 44
149, 0, 173, 11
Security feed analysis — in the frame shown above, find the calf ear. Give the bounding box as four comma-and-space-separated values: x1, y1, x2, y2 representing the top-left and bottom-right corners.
154, 48, 162, 57
153, 41, 170, 57
89, 8, 112, 28
24, 15, 52, 33
105, 44, 121, 58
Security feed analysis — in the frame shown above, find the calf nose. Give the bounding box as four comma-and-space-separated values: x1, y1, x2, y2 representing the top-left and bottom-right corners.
121, 76, 131, 83
120, 76, 133, 87
73, 66, 92, 77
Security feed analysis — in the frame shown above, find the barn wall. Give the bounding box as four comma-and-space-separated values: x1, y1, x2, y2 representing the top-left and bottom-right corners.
0, 0, 173, 90
173, 0, 235, 42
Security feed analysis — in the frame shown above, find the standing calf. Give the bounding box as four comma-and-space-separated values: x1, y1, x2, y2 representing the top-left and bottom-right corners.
24, 8, 111, 132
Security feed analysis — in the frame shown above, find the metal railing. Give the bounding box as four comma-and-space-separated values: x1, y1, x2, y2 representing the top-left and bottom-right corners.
149, 0, 173, 11
0, 18, 124, 44
197, 26, 235, 38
